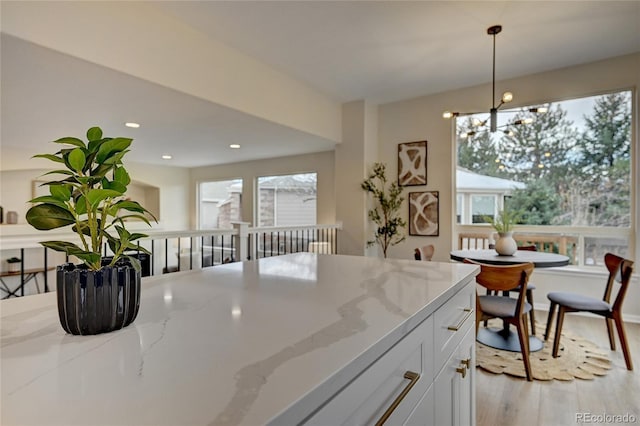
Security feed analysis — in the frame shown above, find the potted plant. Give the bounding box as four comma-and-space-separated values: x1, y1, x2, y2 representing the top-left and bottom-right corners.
26, 126, 156, 335
485, 208, 521, 256
6, 256, 21, 273
361, 162, 406, 258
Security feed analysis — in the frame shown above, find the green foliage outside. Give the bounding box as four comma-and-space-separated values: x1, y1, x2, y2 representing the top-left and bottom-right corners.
26, 126, 157, 271
457, 91, 631, 228
361, 162, 406, 258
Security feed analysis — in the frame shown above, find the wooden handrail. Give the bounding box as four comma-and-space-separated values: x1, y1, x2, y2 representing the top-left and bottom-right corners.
457, 232, 578, 264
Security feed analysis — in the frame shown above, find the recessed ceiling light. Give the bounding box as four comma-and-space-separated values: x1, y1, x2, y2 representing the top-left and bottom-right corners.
229, 144, 241, 149
125, 122, 140, 128
162, 155, 172, 160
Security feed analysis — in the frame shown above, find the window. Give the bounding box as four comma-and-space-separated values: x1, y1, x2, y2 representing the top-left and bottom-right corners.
456, 90, 633, 265
257, 173, 317, 226
471, 195, 496, 224
198, 179, 243, 229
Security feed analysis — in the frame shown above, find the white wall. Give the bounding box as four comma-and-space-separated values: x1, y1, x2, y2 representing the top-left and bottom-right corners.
190, 151, 335, 228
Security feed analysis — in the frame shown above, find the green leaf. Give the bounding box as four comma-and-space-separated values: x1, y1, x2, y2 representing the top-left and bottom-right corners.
68, 148, 86, 173
40, 240, 83, 254
41, 170, 74, 177
122, 255, 142, 271
113, 166, 131, 186
103, 180, 127, 193
32, 153, 64, 163
87, 138, 106, 154
114, 214, 152, 226
26, 204, 75, 230
115, 225, 130, 241
96, 137, 132, 164
71, 221, 92, 236
128, 232, 148, 241
28, 195, 67, 209
53, 137, 85, 148
74, 252, 102, 267
75, 194, 87, 215
86, 189, 122, 208
112, 200, 145, 213
50, 184, 72, 201
87, 127, 103, 142
91, 164, 115, 180
103, 150, 127, 165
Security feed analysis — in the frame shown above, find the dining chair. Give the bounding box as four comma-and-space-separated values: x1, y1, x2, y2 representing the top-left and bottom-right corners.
414, 244, 435, 261
464, 259, 535, 381
544, 252, 635, 370
484, 244, 538, 334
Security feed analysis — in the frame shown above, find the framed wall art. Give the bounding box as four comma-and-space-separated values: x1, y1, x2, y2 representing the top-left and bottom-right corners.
398, 140, 427, 186
408, 191, 439, 236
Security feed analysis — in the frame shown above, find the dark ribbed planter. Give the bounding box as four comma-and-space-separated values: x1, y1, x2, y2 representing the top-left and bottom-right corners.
56, 262, 141, 335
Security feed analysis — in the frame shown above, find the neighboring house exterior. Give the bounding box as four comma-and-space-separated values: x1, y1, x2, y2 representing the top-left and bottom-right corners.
257, 175, 317, 227
456, 167, 525, 224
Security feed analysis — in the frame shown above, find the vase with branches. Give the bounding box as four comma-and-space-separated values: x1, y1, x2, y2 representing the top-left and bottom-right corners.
361, 162, 406, 258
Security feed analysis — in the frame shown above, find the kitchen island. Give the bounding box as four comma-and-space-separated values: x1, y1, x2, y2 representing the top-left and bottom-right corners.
1, 253, 478, 425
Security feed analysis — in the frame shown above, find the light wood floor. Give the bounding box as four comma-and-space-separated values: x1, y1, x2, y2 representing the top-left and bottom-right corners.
476, 312, 640, 426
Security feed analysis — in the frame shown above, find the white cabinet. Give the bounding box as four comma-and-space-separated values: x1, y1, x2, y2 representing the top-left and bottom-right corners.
302, 280, 476, 426
434, 326, 476, 426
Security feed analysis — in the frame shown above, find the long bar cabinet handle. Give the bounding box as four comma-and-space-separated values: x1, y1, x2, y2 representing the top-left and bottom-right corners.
447, 308, 473, 331
374, 371, 420, 426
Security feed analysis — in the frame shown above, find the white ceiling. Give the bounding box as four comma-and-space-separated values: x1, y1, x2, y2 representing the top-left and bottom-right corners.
2, 1, 639, 168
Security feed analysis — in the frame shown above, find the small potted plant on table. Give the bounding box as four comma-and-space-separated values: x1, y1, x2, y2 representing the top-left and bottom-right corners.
26, 126, 156, 335
485, 208, 521, 256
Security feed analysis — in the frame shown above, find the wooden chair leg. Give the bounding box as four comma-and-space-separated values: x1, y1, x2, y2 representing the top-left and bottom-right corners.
526, 289, 536, 335
613, 316, 633, 371
544, 302, 557, 341
552, 307, 566, 358
483, 289, 492, 328
516, 315, 533, 381
606, 317, 616, 350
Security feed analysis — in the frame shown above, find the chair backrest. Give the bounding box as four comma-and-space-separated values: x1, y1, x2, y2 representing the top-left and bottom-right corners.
464, 259, 534, 317
518, 244, 537, 251
464, 259, 534, 292
414, 245, 435, 261
603, 252, 635, 312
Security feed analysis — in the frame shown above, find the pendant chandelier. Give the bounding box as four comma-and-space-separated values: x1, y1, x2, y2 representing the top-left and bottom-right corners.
443, 25, 546, 137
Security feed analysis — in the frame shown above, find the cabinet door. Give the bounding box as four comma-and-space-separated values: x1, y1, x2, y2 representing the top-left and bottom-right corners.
458, 327, 475, 426
433, 326, 475, 426
404, 383, 434, 426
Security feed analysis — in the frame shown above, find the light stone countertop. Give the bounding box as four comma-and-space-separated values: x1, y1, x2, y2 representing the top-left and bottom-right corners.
1, 253, 478, 426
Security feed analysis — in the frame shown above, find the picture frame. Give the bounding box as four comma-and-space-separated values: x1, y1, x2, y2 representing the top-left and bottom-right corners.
398, 140, 427, 186
408, 191, 439, 236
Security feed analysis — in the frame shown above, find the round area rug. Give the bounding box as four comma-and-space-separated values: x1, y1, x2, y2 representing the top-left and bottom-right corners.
476, 319, 611, 381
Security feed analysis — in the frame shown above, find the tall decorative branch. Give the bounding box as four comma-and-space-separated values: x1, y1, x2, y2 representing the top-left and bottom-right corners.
361, 162, 406, 258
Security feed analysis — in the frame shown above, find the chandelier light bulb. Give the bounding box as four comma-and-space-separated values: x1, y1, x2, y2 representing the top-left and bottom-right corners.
501, 92, 513, 103
472, 118, 482, 126
523, 118, 534, 124
443, 111, 453, 119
